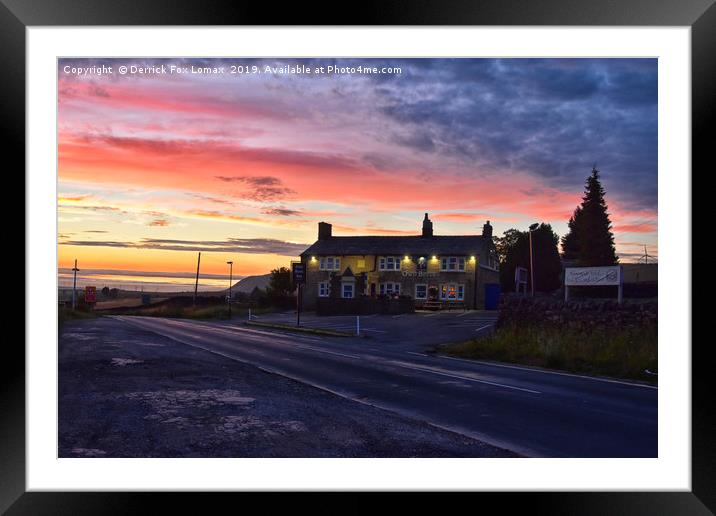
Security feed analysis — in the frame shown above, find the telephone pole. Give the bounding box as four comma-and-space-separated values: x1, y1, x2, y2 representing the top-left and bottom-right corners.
193, 252, 201, 306
71, 259, 79, 310
226, 260, 233, 318
529, 223, 539, 297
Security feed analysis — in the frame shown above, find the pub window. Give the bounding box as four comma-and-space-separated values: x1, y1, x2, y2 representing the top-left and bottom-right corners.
379, 256, 401, 271
319, 256, 341, 271
342, 283, 354, 299
318, 281, 330, 297
415, 284, 428, 299
417, 257, 427, 270
440, 283, 464, 300
440, 256, 465, 272
380, 282, 401, 295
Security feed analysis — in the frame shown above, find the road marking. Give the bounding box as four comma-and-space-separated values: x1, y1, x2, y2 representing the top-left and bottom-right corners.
434, 354, 658, 390
388, 360, 541, 394
475, 324, 494, 332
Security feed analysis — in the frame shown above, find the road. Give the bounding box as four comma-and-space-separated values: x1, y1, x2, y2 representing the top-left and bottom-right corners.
112, 315, 658, 457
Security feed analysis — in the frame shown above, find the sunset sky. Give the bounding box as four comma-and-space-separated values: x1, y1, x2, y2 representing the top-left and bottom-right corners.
58, 58, 658, 290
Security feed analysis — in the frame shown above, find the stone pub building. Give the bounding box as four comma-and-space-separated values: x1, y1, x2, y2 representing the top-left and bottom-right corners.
298, 214, 500, 312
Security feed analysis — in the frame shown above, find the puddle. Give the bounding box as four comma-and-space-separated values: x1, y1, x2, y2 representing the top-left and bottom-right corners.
216, 415, 307, 436
71, 447, 107, 457
62, 332, 96, 341
126, 389, 255, 425
111, 358, 144, 366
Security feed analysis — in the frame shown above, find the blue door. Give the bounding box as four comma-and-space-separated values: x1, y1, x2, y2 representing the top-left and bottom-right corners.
484, 283, 501, 310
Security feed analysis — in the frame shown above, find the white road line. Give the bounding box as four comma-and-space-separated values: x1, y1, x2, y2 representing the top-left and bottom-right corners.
389, 360, 541, 394
118, 316, 363, 360
435, 354, 658, 390
475, 324, 494, 332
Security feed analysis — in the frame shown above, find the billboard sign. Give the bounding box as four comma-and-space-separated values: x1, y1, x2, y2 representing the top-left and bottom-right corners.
291, 262, 306, 285
85, 285, 97, 303
565, 266, 622, 286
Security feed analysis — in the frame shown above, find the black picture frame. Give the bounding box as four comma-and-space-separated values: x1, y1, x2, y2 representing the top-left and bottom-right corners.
4, 0, 711, 512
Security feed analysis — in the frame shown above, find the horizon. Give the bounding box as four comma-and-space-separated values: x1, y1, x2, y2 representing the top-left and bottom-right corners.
58, 58, 658, 290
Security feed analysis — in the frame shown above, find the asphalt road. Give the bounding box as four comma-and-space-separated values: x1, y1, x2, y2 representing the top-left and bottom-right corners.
113, 315, 658, 458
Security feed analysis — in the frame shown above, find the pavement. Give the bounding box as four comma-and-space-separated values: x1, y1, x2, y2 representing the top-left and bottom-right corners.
247, 309, 499, 346
59, 318, 515, 458
107, 312, 658, 458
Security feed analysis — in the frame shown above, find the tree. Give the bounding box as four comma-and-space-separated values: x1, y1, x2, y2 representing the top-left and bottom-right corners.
267, 267, 295, 298
560, 206, 582, 261
101, 286, 110, 298
494, 228, 523, 264
499, 224, 563, 293
561, 167, 618, 266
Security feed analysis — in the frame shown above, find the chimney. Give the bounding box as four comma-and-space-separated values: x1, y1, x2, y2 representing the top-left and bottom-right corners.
422, 213, 433, 237
318, 221, 332, 240
482, 220, 493, 239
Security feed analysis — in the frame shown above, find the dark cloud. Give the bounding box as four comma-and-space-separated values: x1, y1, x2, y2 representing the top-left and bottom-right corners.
372, 58, 658, 209
261, 207, 302, 217
60, 237, 309, 255
215, 175, 296, 202
147, 218, 170, 227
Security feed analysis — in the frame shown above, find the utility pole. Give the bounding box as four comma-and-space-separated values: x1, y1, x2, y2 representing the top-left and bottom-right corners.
226, 260, 233, 319
529, 223, 539, 297
193, 252, 201, 306
71, 259, 79, 310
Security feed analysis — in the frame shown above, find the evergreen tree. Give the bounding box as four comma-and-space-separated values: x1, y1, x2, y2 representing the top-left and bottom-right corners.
560, 206, 582, 261
561, 167, 618, 266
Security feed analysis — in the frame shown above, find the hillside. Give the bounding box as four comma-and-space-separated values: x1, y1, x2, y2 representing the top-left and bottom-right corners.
230, 273, 271, 293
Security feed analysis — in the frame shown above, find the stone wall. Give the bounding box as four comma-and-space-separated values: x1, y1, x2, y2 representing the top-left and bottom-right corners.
497, 295, 657, 331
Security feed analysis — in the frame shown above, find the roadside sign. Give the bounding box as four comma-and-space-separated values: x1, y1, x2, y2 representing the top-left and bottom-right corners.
85, 286, 97, 303
514, 266, 528, 294
564, 266, 623, 303
292, 262, 306, 285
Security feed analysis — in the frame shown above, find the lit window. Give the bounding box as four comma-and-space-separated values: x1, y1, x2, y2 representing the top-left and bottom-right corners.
318, 281, 330, 297
415, 284, 427, 299
440, 283, 461, 301
342, 283, 354, 299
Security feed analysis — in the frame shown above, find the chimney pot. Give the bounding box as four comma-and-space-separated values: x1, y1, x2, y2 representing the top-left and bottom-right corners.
318, 221, 332, 240
422, 213, 433, 237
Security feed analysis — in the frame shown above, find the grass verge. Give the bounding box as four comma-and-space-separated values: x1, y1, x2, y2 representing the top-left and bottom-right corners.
440, 323, 657, 384
58, 308, 99, 329
245, 321, 353, 337
99, 305, 278, 320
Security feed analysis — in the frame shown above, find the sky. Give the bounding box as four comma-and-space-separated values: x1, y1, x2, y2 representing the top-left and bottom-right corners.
58, 58, 658, 291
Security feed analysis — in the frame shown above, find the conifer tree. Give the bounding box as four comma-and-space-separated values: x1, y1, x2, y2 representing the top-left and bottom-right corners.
561, 166, 618, 266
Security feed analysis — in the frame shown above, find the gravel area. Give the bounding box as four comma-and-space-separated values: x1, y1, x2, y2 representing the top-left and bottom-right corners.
59, 318, 516, 458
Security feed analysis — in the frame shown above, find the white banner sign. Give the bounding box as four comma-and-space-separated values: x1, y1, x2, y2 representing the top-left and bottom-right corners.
565, 266, 622, 286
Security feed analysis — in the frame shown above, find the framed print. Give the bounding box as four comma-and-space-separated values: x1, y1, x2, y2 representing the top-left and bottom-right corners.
5, 0, 712, 512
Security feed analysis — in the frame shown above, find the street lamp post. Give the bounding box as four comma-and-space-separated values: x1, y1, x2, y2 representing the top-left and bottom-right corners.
529, 223, 539, 297
227, 261, 233, 319
71, 259, 80, 310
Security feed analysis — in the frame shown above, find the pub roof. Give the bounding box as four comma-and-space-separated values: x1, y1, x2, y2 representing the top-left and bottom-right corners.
300, 235, 485, 258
